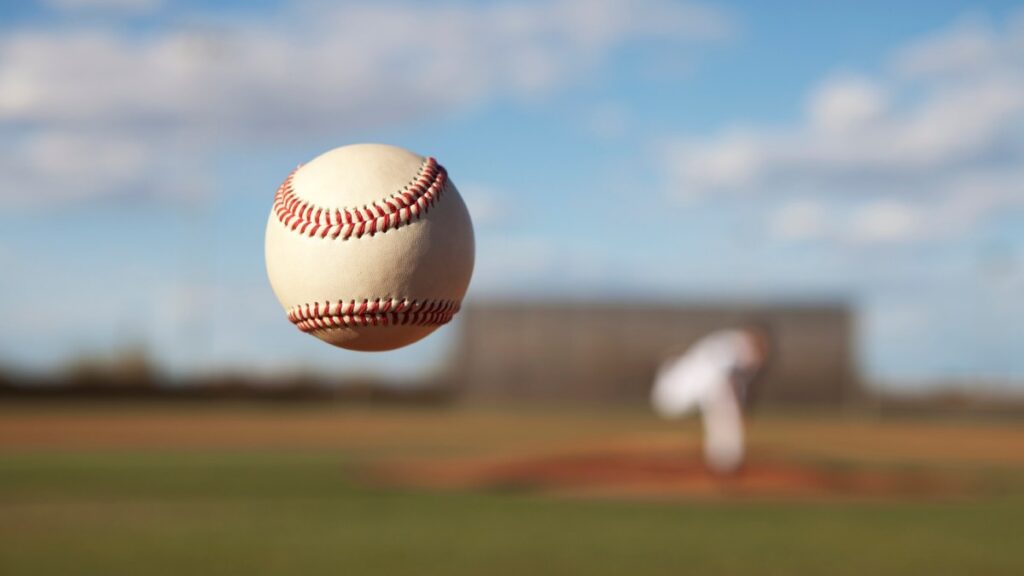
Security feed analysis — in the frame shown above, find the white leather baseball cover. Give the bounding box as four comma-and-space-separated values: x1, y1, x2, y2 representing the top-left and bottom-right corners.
265, 144, 475, 351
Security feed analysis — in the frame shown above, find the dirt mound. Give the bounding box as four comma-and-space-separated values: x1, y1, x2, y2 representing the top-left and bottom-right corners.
370, 447, 967, 501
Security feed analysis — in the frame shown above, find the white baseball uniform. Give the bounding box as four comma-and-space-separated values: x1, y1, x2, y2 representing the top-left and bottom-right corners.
651, 330, 760, 473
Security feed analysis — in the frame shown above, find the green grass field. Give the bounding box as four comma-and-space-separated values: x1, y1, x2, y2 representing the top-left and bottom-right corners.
1, 404, 1022, 575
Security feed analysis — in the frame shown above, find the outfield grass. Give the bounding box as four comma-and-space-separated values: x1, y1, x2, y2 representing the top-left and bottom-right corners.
0, 405, 1022, 575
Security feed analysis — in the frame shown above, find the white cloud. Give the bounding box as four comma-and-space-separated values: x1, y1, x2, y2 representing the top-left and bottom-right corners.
663, 10, 1024, 244
43, 0, 162, 14
769, 199, 828, 241
664, 130, 762, 202
893, 14, 1002, 79
457, 182, 512, 229
0, 129, 201, 208
848, 200, 923, 244
0, 0, 731, 208
808, 74, 887, 134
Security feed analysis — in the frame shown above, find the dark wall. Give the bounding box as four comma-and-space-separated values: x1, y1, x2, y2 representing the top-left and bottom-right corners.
454, 302, 859, 407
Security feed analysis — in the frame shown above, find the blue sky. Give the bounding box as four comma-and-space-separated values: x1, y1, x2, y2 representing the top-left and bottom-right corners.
1, 0, 1022, 389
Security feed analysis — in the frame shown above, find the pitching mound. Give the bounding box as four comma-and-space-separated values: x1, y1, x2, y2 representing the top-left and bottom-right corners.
369, 447, 968, 501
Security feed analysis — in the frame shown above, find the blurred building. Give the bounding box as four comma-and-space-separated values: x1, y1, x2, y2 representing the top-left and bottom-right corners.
454, 301, 859, 407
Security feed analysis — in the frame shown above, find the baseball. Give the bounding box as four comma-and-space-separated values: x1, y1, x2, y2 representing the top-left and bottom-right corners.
265, 143, 475, 352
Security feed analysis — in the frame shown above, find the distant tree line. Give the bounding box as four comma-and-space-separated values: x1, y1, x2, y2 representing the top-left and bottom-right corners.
0, 347, 457, 405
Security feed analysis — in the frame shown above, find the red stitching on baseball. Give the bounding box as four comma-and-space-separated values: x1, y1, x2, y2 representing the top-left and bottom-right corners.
273, 157, 447, 240
286, 298, 460, 332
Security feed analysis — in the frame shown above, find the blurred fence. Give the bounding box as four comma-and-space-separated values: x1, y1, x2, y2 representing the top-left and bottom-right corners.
453, 300, 859, 408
